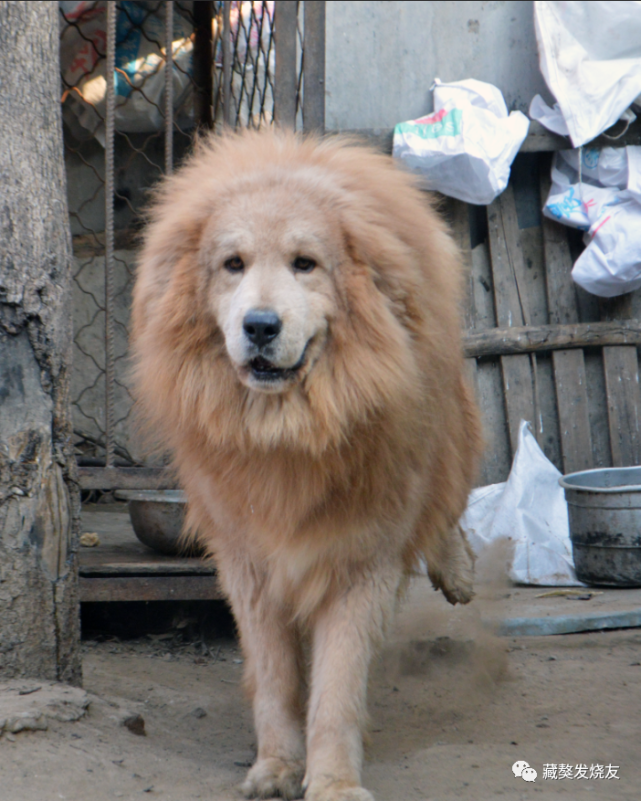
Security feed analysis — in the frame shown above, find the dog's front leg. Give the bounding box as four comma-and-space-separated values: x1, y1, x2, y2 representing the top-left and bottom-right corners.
220, 556, 306, 800
304, 562, 402, 801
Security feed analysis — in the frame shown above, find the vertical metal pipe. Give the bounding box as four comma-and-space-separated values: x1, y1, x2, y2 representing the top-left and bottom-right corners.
104, 0, 116, 469
165, 0, 174, 174
303, 0, 325, 133
222, 0, 232, 126
274, 0, 297, 129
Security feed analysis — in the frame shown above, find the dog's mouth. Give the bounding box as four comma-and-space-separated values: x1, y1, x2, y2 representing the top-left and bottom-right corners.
248, 347, 308, 383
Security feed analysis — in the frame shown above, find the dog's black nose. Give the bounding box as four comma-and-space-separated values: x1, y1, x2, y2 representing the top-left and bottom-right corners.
243, 309, 282, 348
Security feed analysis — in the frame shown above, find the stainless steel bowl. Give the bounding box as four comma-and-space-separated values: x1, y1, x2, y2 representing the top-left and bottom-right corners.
116, 490, 200, 556
560, 466, 641, 587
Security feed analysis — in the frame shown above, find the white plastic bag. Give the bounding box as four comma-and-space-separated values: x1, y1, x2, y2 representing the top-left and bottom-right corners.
534, 1, 641, 147
557, 147, 629, 189
61, 1, 194, 144
393, 78, 529, 205
528, 95, 570, 137
461, 421, 583, 586
572, 193, 641, 296
543, 151, 622, 231
542, 147, 641, 296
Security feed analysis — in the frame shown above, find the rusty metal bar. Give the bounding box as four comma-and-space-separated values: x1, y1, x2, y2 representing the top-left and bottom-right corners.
274, 0, 298, 129
104, 1, 117, 469
303, 0, 325, 133
165, 0, 174, 174
222, 0, 232, 126
193, 0, 214, 130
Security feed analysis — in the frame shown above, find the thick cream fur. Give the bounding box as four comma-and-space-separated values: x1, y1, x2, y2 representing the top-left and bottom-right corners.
132, 130, 482, 800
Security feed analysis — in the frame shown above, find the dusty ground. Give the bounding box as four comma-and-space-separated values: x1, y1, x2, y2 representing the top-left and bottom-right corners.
1, 578, 641, 801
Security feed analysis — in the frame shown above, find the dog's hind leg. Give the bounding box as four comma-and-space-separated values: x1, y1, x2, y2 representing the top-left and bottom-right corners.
219, 555, 306, 800
303, 561, 402, 801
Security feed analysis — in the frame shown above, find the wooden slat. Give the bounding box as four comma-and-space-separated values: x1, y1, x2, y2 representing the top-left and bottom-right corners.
550, 348, 591, 472
274, 0, 298, 129
541, 179, 593, 473
80, 575, 223, 603
303, 0, 325, 133
468, 242, 511, 484
462, 320, 641, 358
487, 187, 537, 457
445, 201, 472, 320
542, 223, 580, 327
448, 199, 485, 477
448, 199, 481, 417
78, 467, 177, 490
449, 199, 473, 326
79, 552, 215, 576
450, 197, 511, 485
600, 296, 641, 466
603, 346, 641, 466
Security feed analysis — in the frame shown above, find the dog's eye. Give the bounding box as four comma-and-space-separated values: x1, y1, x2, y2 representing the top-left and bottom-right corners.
293, 256, 316, 273
224, 255, 244, 272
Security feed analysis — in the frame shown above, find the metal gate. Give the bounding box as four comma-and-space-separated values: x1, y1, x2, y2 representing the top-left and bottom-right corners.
60, 0, 326, 492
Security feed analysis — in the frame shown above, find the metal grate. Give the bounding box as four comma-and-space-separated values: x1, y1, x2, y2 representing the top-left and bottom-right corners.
60, 1, 324, 489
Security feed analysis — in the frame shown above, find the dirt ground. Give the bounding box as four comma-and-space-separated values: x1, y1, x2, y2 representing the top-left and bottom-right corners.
2, 577, 641, 801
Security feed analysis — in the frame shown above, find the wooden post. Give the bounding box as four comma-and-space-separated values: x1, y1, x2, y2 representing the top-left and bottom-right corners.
303, 0, 325, 133
0, 1, 81, 683
274, 0, 298, 129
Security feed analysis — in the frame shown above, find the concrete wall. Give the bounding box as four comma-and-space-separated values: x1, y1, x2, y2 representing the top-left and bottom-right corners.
325, 0, 553, 130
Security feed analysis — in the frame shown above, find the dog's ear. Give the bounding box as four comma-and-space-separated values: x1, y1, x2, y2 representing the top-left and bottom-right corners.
340, 209, 424, 334
134, 229, 200, 332
135, 183, 214, 334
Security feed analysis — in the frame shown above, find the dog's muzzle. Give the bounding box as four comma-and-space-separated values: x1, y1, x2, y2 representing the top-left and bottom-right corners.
242, 308, 307, 384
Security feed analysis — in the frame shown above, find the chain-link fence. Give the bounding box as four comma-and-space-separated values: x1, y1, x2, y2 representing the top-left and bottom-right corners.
60, 1, 321, 488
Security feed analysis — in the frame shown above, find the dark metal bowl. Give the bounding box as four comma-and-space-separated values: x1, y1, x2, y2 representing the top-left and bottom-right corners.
116, 490, 201, 556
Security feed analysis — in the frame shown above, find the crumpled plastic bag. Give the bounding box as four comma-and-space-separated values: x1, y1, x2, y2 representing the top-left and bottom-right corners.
393, 78, 529, 205
542, 146, 641, 296
533, 1, 641, 147
530, 95, 637, 143
529, 95, 570, 137
461, 420, 583, 586
572, 193, 641, 296
60, 1, 194, 144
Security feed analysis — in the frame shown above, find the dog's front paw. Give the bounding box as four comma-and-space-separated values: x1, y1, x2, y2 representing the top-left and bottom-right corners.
430, 566, 475, 606
429, 525, 475, 606
241, 757, 305, 799
304, 778, 374, 801
439, 574, 475, 606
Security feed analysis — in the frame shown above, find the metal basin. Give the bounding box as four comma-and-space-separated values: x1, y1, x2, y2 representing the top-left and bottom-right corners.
560, 466, 641, 587
116, 490, 201, 557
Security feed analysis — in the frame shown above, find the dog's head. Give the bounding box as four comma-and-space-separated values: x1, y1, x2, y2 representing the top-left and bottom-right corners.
200, 175, 344, 393
134, 130, 461, 450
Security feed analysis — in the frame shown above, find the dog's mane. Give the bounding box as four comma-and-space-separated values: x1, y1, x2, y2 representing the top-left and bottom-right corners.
133, 130, 464, 454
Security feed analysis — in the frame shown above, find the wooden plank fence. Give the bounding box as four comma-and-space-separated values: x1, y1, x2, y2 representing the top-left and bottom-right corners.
448, 162, 641, 484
